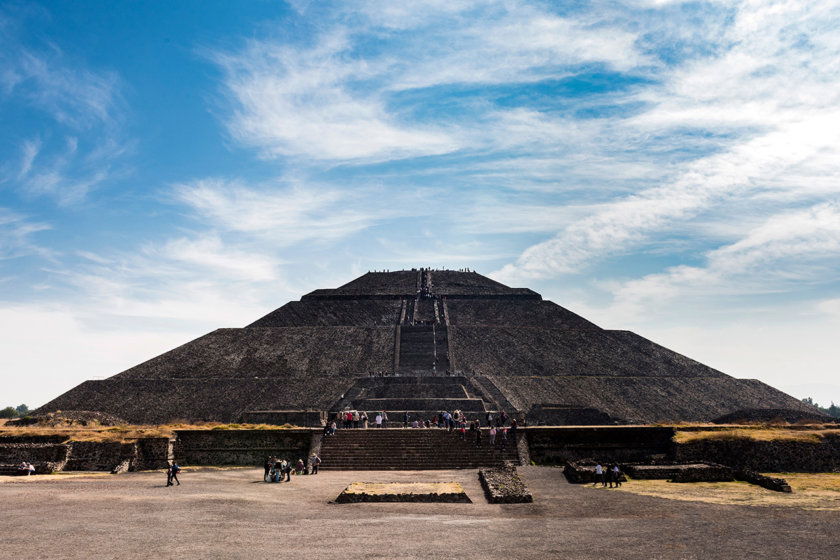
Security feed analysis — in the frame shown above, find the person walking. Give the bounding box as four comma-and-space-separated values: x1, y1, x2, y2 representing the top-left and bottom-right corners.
403, 411, 409, 428
593, 464, 603, 487
611, 465, 622, 488
170, 462, 181, 486
489, 427, 496, 447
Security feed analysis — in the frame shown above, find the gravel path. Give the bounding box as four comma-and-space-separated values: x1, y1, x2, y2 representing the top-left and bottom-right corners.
2, 466, 838, 559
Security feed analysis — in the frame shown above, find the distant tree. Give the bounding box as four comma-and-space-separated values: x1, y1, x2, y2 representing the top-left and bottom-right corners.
15, 404, 29, 416
0, 406, 18, 419
802, 397, 840, 418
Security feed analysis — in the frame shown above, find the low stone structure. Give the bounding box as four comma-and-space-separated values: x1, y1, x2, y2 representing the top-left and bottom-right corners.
735, 470, 792, 493
478, 466, 532, 503
334, 481, 471, 503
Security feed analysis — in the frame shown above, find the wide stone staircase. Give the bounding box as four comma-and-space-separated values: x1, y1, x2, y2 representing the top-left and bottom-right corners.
318, 428, 520, 470
329, 376, 493, 421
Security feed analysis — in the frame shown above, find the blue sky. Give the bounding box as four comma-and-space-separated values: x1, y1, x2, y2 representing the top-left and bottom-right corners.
2, 0, 840, 409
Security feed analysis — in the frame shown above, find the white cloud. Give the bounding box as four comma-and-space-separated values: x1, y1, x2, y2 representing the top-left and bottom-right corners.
152, 234, 280, 282
173, 178, 404, 244
494, 2, 840, 283
1, 23, 127, 204
0, 208, 50, 260
212, 35, 458, 161
211, 1, 649, 162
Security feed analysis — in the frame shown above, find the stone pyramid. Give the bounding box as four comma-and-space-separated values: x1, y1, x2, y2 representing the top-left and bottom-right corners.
38, 268, 819, 424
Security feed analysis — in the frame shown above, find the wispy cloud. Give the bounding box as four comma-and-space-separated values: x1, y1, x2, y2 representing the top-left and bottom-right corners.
172, 177, 433, 244
0, 208, 50, 260
0, 10, 127, 204
494, 1, 840, 283
210, 1, 649, 163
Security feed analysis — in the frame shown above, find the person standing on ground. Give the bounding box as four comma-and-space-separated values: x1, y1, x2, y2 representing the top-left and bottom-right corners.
403, 411, 409, 428
375, 412, 382, 428
381, 411, 388, 428
593, 464, 603, 487
611, 465, 622, 488
475, 427, 482, 447
489, 427, 496, 447
311, 454, 321, 474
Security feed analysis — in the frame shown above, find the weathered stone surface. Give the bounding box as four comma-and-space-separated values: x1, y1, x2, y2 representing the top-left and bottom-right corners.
675, 433, 840, 472
735, 470, 792, 493
478, 466, 532, 503
35, 269, 823, 425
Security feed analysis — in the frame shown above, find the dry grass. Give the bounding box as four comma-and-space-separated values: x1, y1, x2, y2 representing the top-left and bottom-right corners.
674, 427, 840, 444
340, 481, 466, 497
0, 422, 301, 443
612, 473, 840, 510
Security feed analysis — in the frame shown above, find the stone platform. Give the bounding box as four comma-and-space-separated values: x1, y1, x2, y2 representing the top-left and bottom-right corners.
334, 481, 471, 503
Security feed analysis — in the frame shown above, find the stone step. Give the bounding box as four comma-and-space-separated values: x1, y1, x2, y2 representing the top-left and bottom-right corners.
318, 429, 519, 469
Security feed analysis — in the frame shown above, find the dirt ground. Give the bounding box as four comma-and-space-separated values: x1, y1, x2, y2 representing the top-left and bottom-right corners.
2, 466, 839, 559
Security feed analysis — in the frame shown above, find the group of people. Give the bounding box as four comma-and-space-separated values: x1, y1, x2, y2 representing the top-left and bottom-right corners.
16, 462, 36, 476
263, 454, 321, 482
592, 463, 623, 488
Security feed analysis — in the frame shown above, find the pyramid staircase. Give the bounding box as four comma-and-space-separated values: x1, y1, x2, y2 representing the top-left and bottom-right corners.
329, 376, 498, 422
318, 428, 520, 470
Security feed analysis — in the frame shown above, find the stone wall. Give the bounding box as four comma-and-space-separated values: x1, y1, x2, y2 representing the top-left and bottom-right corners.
526, 426, 675, 464
675, 433, 840, 472
135, 437, 172, 470
63, 441, 137, 471
174, 429, 313, 466
0, 443, 70, 473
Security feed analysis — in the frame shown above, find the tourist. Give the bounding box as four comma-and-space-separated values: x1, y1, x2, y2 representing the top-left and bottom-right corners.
311, 454, 321, 474
167, 462, 180, 486
489, 427, 496, 446
361, 412, 368, 429
375, 412, 382, 428
460, 421, 466, 440
381, 411, 388, 428
296, 458, 305, 475
611, 465, 622, 488
500, 428, 508, 449
17, 461, 28, 476
475, 427, 482, 447
403, 411, 409, 428
593, 464, 604, 487
264, 456, 271, 479
329, 420, 337, 435
412, 420, 419, 428
353, 410, 360, 429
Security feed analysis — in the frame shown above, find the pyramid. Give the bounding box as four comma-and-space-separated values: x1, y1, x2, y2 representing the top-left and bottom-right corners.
38, 268, 820, 424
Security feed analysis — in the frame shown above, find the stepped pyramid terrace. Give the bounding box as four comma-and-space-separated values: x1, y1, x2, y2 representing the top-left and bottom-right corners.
38, 268, 820, 425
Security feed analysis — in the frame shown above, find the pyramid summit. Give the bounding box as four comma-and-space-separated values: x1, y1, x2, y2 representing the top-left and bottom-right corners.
39, 268, 818, 425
